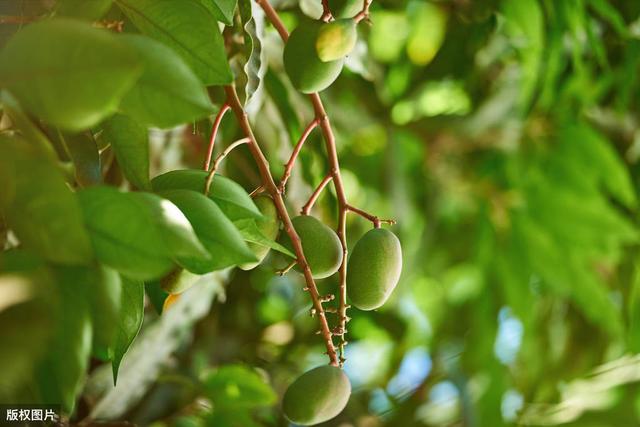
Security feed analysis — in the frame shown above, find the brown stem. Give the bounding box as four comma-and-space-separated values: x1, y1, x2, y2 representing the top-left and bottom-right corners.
279, 119, 319, 194
354, 0, 373, 23
347, 204, 396, 228
301, 174, 333, 215
223, 85, 338, 366
320, 0, 334, 22
204, 137, 251, 195
203, 104, 230, 171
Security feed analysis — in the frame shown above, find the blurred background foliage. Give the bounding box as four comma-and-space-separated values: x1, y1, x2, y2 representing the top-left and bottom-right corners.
2, 0, 640, 426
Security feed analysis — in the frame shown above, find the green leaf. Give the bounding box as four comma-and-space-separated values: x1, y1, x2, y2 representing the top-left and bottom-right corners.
78, 187, 209, 280
233, 218, 295, 258
199, 0, 237, 26
236, 0, 267, 111
202, 365, 277, 409
88, 266, 122, 355
102, 114, 150, 190
111, 276, 144, 384
0, 19, 142, 131
0, 135, 93, 264
145, 279, 170, 315
60, 131, 102, 187
118, 34, 214, 129
151, 169, 263, 221
56, 0, 113, 20
37, 267, 93, 413
115, 0, 232, 86
157, 190, 257, 273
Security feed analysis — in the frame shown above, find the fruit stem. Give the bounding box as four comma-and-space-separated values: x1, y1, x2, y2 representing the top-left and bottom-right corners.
223, 85, 339, 366
354, 0, 373, 24
346, 204, 396, 228
279, 119, 320, 194
300, 174, 333, 215
320, 0, 334, 22
204, 137, 251, 195
203, 104, 230, 171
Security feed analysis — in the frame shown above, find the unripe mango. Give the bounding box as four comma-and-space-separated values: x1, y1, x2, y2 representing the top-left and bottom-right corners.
283, 215, 343, 279
328, 0, 362, 18
282, 365, 351, 425
316, 19, 357, 62
347, 228, 402, 310
239, 196, 280, 270
283, 21, 344, 93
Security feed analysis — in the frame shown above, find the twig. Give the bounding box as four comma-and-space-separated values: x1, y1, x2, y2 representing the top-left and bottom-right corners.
320, 0, 333, 22
276, 259, 297, 276
204, 137, 250, 195
347, 204, 396, 228
301, 174, 333, 215
203, 104, 230, 171
223, 85, 339, 366
279, 119, 319, 194
354, 0, 373, 23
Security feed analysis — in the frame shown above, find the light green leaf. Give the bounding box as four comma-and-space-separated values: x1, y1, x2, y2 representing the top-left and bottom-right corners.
102, 114, 150, 190
0, 135, 93, 265
151, 169, 263, 221
115, 0, 233, 86
78, 187, 209, 280
88, 266, 122, 356
118, 34, 214, 129
233, 218, 295, 258
199, 0, 237, 26
111, 276, 144, 384
0, 19, 142, 131
157, 189, 257, 273
202, 365, 277, 409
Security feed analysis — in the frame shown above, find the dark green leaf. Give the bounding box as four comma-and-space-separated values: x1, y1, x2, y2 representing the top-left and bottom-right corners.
78, 187, 209, 280
111, 276, 144, 384
102, 114, 150, 190
151, 169, 262, 221
88, 266, 122, 355
56, 0, 113, 20
0, 135, 93, 264
145, 279, 169, 315
60, 131, 102, 187
115, 0, 232, 86
199, 0, 237, 26
118, 34, 214, 129
157, 189, 256, 273
0, 19, 142, 131
233, 218, 294, 258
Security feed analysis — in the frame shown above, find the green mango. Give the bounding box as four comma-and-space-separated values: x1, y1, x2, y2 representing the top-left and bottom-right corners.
160, 268, 200, 294
283, 21, 344, 93
347, 228, 402, 310
328, 0, 362, 18
239, 196, 280, 270
316, 19, 357, 62
282, 215, 343, 279
151, 169, 262, 221
282, 365, 351, 426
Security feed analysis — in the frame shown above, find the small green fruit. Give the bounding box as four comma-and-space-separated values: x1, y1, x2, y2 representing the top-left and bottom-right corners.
284, 21, 344, 93
347, 228, 402, 310
283, 215, 343, 279
282, 365, 351, 426
160, 268, 200, 294
316, 19, 357, 62
328, 0, 362, 18
239, 196, 280, 270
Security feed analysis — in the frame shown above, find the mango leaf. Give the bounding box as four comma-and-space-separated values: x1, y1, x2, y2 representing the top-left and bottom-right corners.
56, 0, 113, 20
202, 365, 276, 409
118, 34, 214, 129
37, 267, 93, 413
111, 276, 144, 384
151, 169, 262, 221
115, 0, 232, 86
88, 266, 122, 357
145, 280, 170, 315
78, 187, 209, 280
60, 131, 102, 187
102, 114, 150, 190
198, 0, 237, 26
264, 71, 302, 145
157, 189, 256, 273
0, 19, 142, 131
236, 0, 267, 112
233, 218, 294, 258
0, 135, 93, 264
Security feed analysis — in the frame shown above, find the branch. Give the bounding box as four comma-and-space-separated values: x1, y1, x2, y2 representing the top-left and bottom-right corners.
203, 104, 230, 171
301, 174, 333, 215
279, 119, 319, 194
321, 0, 334, 22
204, 137, 250, 195
354, 0, 373, 23
223, 85, 339, 366
347, 205, 396, 228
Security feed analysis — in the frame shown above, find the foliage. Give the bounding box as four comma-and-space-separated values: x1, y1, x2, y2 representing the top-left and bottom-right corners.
1, 0, 640, 426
